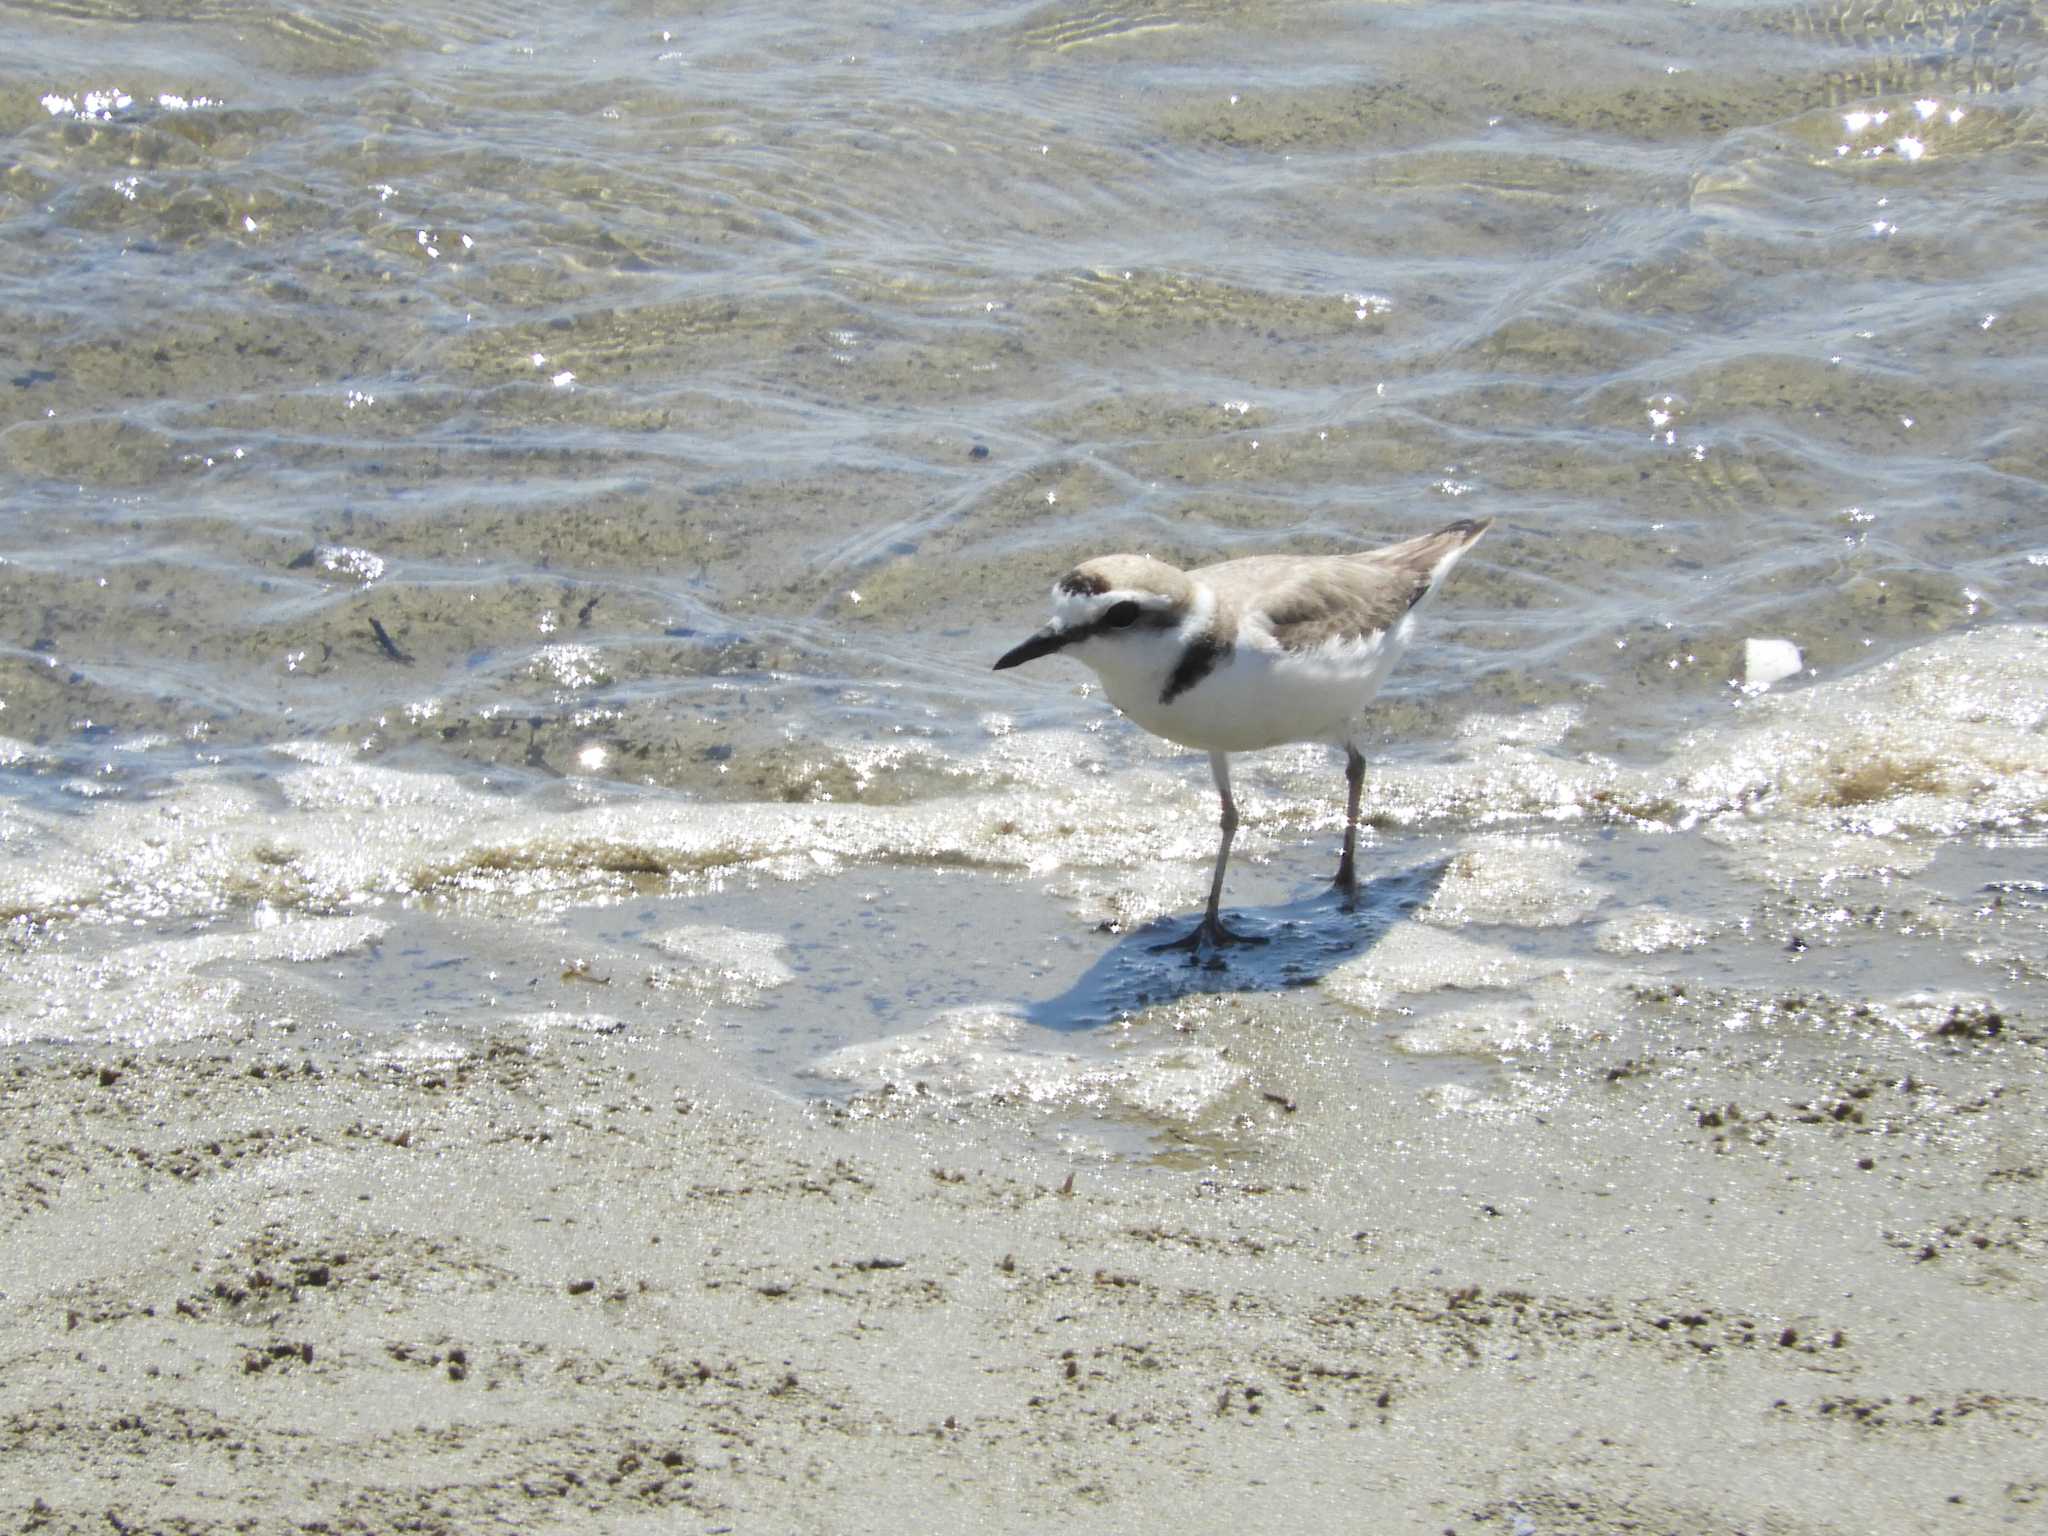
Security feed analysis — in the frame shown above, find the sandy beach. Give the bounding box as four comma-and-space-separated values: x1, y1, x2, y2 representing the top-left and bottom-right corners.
6, 951, 2043, 1533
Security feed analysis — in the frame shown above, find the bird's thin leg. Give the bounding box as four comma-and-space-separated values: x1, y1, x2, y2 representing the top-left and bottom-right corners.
1154, 752, 1266, 952
1334, 744, 1366, 906
1202, 750, 1239, 933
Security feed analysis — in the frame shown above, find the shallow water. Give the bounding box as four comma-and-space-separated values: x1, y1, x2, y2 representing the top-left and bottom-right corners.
2, 1, 2044, 1154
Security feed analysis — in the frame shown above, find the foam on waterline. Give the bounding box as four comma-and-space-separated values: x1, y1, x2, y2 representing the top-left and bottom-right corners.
365, 1036, 475, 1072
1675, 626, 2047, 834
1889, 992, 2007, 1041
0, 849, 101, 922
276, 759, 504, 814
4, 776, 306, 923
0, 627, 2038, 956
1392, 967, 1635, 1062
1456, 702, 1582, 749
811, 1006, 1035, 1104
1261, 737, 1623, 831
1595, 909, 1710, 955
506, 1010, 627, 1036
1263, 625, 2048, 839
270, 740, 365, 768
1321, 924, 1570, 1014
1417, 835, 1607, 928
811, 1005, 1248, 1125
645, 924, 794, 1003
153, 918, 389, 969
1109, 1045, 1247, 1121
1702, 818, 1935, 891
0, 915, 387, 1047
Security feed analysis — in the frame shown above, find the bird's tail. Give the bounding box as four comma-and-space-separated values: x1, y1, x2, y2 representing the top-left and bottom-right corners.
1366, 517, 1492, 596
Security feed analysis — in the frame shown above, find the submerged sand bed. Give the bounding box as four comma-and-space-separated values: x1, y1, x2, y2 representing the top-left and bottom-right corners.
4, 975, 2042, 1535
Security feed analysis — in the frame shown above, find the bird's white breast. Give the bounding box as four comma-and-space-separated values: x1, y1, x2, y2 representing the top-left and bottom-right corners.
1104, 611, 1416, 754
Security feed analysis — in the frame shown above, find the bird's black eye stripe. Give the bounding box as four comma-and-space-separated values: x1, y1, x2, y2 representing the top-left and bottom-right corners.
1103, 600, 1141, 629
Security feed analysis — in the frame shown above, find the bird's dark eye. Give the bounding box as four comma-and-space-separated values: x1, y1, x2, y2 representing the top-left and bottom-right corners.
1103, 600, 1141, 629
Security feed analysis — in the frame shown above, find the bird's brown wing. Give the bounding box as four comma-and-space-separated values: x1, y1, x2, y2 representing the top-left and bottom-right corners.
1254, 562, 1422, 652
1207, 519, 1491, 653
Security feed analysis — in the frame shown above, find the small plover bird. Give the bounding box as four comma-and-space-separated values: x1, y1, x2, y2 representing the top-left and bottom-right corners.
995, 517, 1491, 950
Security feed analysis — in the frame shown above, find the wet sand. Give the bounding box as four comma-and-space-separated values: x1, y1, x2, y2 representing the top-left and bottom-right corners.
6, 947, 2043, 1534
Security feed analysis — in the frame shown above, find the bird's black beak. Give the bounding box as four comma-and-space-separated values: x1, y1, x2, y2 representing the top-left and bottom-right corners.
993, 626, 1070, 670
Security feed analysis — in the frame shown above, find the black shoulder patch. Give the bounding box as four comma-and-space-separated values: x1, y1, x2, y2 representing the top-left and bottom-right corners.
1161, 634, 1230, 705
1057, 570, 1108, 597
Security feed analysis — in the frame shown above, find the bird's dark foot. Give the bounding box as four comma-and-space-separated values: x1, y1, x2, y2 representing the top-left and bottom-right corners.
1333, 859, 1360, 911
1150, 916, 1269, 955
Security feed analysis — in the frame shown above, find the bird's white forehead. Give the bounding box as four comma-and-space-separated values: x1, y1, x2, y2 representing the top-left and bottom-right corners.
1049, 585, 1133, 627
1047, 580, 1208, 635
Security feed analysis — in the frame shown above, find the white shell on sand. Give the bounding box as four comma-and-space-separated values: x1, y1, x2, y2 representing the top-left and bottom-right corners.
1743, 637, 1803, 688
